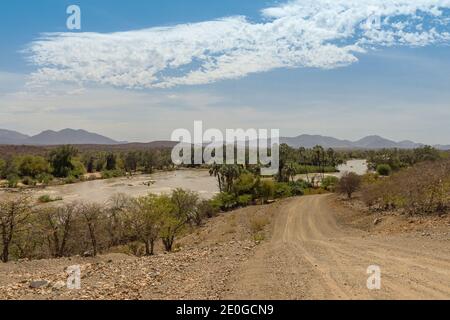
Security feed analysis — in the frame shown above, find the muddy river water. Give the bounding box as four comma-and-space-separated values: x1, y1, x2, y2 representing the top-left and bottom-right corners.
9, 170, 219, 205
0, 160, 368, 205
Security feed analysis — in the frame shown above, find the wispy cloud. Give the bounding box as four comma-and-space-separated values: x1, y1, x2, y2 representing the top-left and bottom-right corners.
26, 0, 450, 89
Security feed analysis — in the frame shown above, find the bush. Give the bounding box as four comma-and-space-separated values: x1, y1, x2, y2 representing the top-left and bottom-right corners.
70, 159, 86, 178
233, 173, 258, 196
6, 174, 20, 188
362, 159, 450, 215
17, 156, 50, 179
64, 175, 77, 184
257, 179, 275, 203
321, 176, 339, 191
101, 169, 125, 179
274, 182, 292, 198
36, 173, 54, 185
337, 172, 362, 199
376, 164, 392, 176
237, 194, 253, 207
38, 194, 63, 203
21, 176, 37, 186
211, 192, 238, 211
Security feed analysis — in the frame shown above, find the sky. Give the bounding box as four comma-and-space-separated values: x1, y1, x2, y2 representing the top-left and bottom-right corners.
0, 0, 450, 144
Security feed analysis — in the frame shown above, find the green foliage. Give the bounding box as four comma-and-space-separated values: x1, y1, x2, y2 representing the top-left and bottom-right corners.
64, 175, 77, 184
321, 176, 339, 191
233, 173, 258, 196
21, 176, 36, 186
211, 192, 238, 211
101, 169, 125, 179
70, 158, 86, 178
17, 156, 50, 178
6, 174, 19, 188
257, 179, 275, 203
49, 145, 78, 177
196, 200, 218, 219
376, 164, 392, 176
38, 194, 62, 203
237, 194, 253, 207
105, 153, 117, 171
367, 146, 441, 172
160, 192, 191, 252
0, 159, 5, 178
36, 173, 54, 185
289, 179, 312, 195
274, 182, 292, 198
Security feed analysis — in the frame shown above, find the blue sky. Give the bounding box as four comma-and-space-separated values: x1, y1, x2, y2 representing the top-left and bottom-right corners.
1, 0, 450, 144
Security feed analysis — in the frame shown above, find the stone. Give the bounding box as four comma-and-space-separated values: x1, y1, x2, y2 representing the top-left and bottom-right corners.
29, 280, 49, 289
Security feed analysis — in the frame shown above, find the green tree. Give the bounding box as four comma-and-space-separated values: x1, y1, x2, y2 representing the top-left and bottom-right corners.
124, 152, 139, 173
17, 156, 50, 178
376, 164, 392, 176
105, 153, 117, 171
49, 145, 78, 177
127, 195, 167, 256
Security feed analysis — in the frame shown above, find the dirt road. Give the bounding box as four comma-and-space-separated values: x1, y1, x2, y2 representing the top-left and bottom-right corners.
226, 195, 450, 300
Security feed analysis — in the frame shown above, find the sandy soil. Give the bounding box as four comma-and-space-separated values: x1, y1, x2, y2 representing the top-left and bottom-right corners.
225, 195, 450, 300
0, 195, 449, 300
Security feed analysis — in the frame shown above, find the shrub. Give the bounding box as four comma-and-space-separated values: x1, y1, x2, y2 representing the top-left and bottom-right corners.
21, 176, 36, 186
376, 164, 392, 176
237, 194, 253, 207
321, 176, 339, 191
17, 156, 50, 178
211, 192, 238, 211
337, 172, 361, 199
101, 169, 125, 179
249, 216, 270, 234
197, 200, 218, 219
274, 182, 292, 198
362, 159, 450, 215
257, 179, 275, 203
6, 174, 19, 188
64, 175, 77, 184
38, 195, 63, 203
36, 173, 54, 185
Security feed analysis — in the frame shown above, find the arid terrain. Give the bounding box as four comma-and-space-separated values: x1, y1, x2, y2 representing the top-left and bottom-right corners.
0, 194, 449, 300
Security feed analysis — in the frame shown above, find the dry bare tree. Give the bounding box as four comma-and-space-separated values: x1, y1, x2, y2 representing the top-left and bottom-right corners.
0, 196, 32, 263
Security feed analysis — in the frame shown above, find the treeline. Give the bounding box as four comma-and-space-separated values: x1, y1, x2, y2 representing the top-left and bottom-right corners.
0, 189, 217, 263
0, 145, 173, 187
207, 163, 332, 211
361, 159, 450, 215
365, 146, 443, 175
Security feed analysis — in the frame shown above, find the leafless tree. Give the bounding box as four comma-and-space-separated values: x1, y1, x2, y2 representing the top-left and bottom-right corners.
0, 196, 32, 263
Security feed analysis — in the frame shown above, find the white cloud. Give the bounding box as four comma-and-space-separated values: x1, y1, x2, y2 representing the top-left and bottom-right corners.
25, 0, 450, 89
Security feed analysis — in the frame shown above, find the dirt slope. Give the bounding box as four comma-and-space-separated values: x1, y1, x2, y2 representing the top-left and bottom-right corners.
225, 195, 450, 300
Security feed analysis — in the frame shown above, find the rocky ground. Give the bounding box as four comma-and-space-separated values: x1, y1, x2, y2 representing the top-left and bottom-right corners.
0, 201, 279, 300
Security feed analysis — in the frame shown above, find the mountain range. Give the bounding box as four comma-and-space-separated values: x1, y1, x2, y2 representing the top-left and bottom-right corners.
0, 129, 120, 146
0, 129, 449, 150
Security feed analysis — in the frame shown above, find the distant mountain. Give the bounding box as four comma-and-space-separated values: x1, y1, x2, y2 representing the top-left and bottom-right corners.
0, 128, 448, 150
0, 129, 120, 145
25, 129, 120, 145
280, 134, 354, 149
281, 134, 447, 150
0, 129, 30, 145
